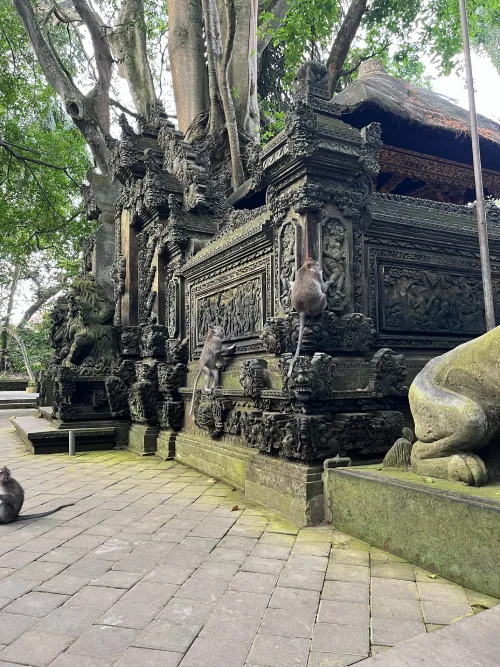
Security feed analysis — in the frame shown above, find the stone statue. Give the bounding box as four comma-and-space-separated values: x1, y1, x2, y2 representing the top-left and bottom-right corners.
385, 325, 500, 486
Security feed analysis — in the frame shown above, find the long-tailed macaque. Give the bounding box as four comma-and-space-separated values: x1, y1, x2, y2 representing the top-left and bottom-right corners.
189, 326, 235, 414
288, 258, 335, 377
0, 467, 74, 524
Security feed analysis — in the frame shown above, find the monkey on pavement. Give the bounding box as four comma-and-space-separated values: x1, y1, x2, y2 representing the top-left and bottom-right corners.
0, 467, 74, 524
189, 326, 235, 415
288, 258, 335, 377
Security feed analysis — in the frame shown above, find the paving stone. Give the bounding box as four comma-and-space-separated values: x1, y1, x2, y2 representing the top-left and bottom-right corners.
65, 558, 113, 578
65, 585, 125, 611
206, 548, 248, 565
175, 577, 229, 603
307, 652, 367, 666
278, 568, 324, 591
40, 547, 89, 565
89, 571, 143, 589
321, 581, 369, 604
241, 556, 285, 575
260, 606, 317, 638
189, 518, 236, 539
181, 537, 220, 553
218, 590, 271, 618
15, 537, 66, 554
191, 562, 240, 581
292, 542, 331, 558
0, 629, 74, 666
157, 599, 217, 625
247, 633, 309, 667
371, 617, 426, 646
259, 533, 296, 546
269, 587, 320, 610
0, 551, 44, 568
370, 578, 418, 601
287, 555, 328, 573
369, 548, 404, 562
200, 611, 261, 643
296, 529, 332, 542
421, 600, 474, 624
370, 594, 423, 622
230, 571, 278, 594
252, 544, 292, 560
37, 574, 90, 595
0, 577, 37, 602
218, 537, 258, 554
114, 646, 183, 667
48, 652, 113, 666
122, 581, 179, 605
180, 636, 250, 667
2, 591, 68, 617
227, 525, 264, 539
36, 605, 103, 636
98, 600, 162, 629
370, 561, 416, 581
0, 611, 38, 644
134, 619, 201, 652
329, 550, 369, 567
325, 564, 370, 583
7, 560, 67, 585
417, 582, 470, 604
68, 625, 139, 659
317, 600, 369, 627
312, 623, 369, 655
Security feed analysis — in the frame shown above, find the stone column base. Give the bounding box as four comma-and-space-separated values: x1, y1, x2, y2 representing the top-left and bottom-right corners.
128, 423, 159, 455
157, 430, 177, 460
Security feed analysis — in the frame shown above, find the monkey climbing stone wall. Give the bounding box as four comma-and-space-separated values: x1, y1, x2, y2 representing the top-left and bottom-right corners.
396, 325, 500, 486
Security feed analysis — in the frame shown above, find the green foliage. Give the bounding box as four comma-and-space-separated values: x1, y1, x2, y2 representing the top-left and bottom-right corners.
5, 317, 52, 376
0, 1, 92, 272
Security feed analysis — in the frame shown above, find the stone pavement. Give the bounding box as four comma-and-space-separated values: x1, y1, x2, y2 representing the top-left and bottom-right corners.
0, 413, 497, 667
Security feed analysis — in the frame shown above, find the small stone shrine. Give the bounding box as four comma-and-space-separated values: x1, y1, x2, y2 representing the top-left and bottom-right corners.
20, 59, 500, 525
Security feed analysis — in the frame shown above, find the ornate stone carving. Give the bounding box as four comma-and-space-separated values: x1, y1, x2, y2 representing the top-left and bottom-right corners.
128, 362, 161, 424
259, 318, 288, 355
140, 324, 167, 358
382, 267, 488, 334
322, 218, 347, 311
239, 359, 269, 398
280, 352, 336, 403
359, 122, 382, 177
120, 327, 140, 357
279, 221, 296, 312
369, 348, 408, 396
281, 415, 337, 461
105, 359, 136, 418
193, 390, 232, 438
197, 279, 263, 342
336, 314, 375, 352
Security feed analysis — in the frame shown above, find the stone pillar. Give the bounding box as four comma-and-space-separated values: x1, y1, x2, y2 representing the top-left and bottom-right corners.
121, 209, 139, 326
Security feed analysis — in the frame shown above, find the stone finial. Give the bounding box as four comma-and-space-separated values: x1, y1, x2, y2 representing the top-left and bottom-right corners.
358, 59, 388, 79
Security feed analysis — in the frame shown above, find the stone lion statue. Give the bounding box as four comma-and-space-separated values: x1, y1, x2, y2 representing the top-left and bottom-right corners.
384, 325, 500, 486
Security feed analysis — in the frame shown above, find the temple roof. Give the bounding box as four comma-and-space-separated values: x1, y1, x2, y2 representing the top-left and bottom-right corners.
329, 60, 500, 165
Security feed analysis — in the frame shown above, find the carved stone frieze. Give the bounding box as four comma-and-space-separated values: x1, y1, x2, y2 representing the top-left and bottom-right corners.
239, 359, 269, 398
105, 359, 136, 418
193, 390, 232, 438
280, 352, 337, 403
322, 217, 347, 311
279, 221, 297, 312
140, 324, 167, 358
120, 327, 140, 357
359, 123, 382, 177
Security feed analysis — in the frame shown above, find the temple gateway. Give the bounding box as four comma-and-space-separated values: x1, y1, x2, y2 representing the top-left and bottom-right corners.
16, 60, 500, 526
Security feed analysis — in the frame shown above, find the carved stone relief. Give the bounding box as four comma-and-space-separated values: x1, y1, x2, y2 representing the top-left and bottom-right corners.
196, 278, 263, 342
382, 266, 494, 335
279, 221, 296, 312
322, 217, 347, 311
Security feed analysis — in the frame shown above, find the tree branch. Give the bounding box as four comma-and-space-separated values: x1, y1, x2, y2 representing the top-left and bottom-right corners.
257, 0, 289, 57
110, 98, 137, 118
20, 281, 68, 324
327, 0, 369, 97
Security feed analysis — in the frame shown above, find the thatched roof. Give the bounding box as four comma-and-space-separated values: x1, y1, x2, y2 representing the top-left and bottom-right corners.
329, 60, 500, 150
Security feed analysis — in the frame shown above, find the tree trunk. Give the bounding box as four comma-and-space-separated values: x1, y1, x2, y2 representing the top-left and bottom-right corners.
227, 0, 260, 140
167, 0, 210, 133
0, 265, 21, 373
327, 0, 368, 97
109, 0, 157, 117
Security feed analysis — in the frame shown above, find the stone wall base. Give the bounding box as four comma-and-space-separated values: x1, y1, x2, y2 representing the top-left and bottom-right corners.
127, 423, 159, 455
174, 431, 325, 527
324, 466, 500, 598
157, 430, 176, 460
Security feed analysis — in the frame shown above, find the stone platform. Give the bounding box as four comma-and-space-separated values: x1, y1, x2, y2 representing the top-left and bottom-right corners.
12, 415, 116, 455
0, 421, 497, 667
0, 391, 38, 410
324, 465, 500, 598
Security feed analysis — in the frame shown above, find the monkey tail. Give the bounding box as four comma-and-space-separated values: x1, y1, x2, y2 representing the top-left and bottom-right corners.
189, 371, 201, 415
288, 311, 306, 378
18, 503, 75, 520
